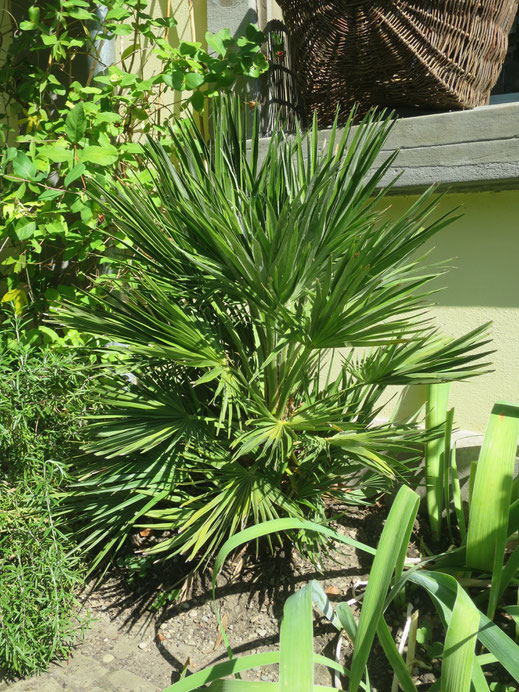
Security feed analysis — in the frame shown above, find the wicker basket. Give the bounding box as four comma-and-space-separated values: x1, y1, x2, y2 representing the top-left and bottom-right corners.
277, 0, 519, 126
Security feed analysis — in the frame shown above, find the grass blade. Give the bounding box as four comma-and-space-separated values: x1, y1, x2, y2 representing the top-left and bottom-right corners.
208, 683, 278, 690
209, 684, 338, 691
212, 518, 376, 597
376, 618, 418, 692
408, 570, 519, 683
444, 408, 455, 543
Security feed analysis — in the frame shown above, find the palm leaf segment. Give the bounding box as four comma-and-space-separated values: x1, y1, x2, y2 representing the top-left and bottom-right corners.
59, 98, 491, 571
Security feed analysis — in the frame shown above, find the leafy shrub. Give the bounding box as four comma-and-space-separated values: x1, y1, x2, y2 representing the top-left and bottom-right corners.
0, 0, 267, 325
0, 314, 97, 476
0, 305, 97, 676
59, 99, 491, 575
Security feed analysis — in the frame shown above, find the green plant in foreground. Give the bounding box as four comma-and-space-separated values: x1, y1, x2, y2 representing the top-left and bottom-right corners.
0, 306, 96, 676
161, 486, 519, 691
58, 98, 492, 574
430, 400, 519, 625
0, 463, 86, 677
425, 382, 451, 542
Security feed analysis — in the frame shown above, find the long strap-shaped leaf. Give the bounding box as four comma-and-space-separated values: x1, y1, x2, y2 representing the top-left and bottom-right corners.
408, 570, 519, 684
425, 383, 451, 542
349, 485, 419, 692
279, 584, 314, 691
466, 402, 519, 618
162, 652, 280, 692
212, 518, 376, 597
441, 585, 480, 692
209, 681, 340, 691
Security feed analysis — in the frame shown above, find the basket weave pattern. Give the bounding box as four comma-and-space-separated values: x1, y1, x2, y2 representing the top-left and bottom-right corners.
277, 0, 519, 125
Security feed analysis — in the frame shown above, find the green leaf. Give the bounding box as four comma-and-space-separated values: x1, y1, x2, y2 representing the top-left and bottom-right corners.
191, 90, 205, 112
121, 43, 140, 60
441, 586, 480, 692
408, 571, 519, 684
106, 6, 130, 21
68, 8, 95, 20
245, 25, 266, 44
28, 6, 40, 22
161, 652, 280, 692
38, 144, 74, 163
12, 151, 38, 180
38, 188, 64, 201
110, 24, 133, 36
206, 28, 232, 57
79, 145, 119, 166
64, 163, 85, 187
185, 72, 205, 89
350, 485, 419, 692
93, 112, 122, 124
41, 33, 57, 45
14, 220, 36, 241
425, 383, 450, 541
162, 71, 184, 90
65, 102, 87, 143
19, 20, 37, 30
466, 402, 519, 618
279, 586, 313, 692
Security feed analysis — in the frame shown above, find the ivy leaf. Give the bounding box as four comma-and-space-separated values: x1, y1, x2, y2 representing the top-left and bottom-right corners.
12, 152, 38, 180
65, 102, 87, 143
64, 163, 86, 187
79, 145, 119, 166
185, 72, 205, 89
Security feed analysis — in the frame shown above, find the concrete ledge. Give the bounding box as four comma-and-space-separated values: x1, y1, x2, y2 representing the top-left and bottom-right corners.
257, 102, 519, 193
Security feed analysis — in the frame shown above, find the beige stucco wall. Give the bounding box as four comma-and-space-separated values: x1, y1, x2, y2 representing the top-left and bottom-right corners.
380, 189, 519, 433
133, 1, 208, 120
